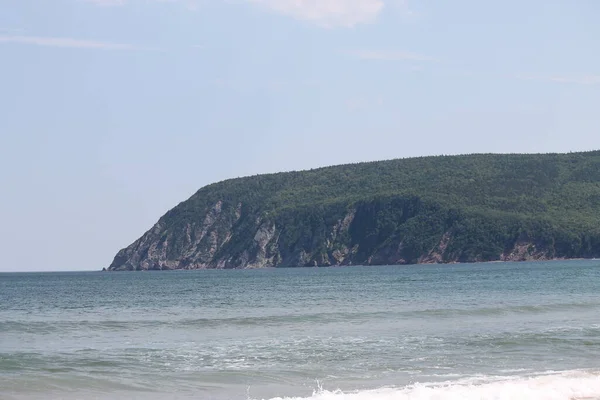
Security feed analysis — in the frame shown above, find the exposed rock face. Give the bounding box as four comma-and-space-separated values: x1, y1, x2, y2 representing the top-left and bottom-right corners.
500, 237, 551, 262
419, 232, 452, 264
109, 202, 361, 270
108, 195, 582, 271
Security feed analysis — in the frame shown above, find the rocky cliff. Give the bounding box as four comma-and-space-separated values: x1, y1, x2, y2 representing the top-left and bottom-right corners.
108, 152, 600, 270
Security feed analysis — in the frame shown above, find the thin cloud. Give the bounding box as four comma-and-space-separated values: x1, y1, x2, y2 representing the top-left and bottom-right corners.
89, 0, 386, 28
345, 49, 437, 62
246, 0, 384, 27
84, 0, 126, 5
0, 35, 133, 50
518, 74, 600, 86
83, 0, 201, 9
83, 0, 410, 28
0, 28, 26, 34
548, 76, 600, 85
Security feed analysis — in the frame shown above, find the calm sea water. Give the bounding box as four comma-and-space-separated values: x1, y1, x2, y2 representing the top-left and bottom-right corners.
2, 261, 600, 399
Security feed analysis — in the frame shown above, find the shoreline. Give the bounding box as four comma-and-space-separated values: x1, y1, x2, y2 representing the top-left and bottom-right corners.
103, 257, 599, 272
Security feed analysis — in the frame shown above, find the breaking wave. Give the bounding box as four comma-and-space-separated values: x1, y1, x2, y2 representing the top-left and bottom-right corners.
261, 370, 600, 400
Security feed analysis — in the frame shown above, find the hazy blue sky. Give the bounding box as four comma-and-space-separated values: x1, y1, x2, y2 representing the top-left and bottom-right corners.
1, 0, 599, 272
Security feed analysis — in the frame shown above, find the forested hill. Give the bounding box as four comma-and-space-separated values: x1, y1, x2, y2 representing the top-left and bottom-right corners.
108, 151, 600, 270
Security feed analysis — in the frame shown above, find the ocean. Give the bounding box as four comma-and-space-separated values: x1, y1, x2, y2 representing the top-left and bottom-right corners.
1, 261, 600, 399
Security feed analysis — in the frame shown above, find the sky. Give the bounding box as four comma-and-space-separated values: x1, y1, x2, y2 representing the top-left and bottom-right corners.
0, 0, 599, 272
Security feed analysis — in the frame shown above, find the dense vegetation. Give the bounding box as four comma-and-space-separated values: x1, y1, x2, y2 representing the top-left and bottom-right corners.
110, 151, 600, 270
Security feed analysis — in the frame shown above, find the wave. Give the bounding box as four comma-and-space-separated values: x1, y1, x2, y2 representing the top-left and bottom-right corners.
3, 300, 599, 333
259, 371, 600, 400
414, 301, 600, 318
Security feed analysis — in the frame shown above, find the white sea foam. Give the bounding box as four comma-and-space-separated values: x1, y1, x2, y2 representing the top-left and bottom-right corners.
261, 370, 600, 400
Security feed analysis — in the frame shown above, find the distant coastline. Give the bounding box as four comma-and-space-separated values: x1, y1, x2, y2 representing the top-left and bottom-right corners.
108, 151, 600, 271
